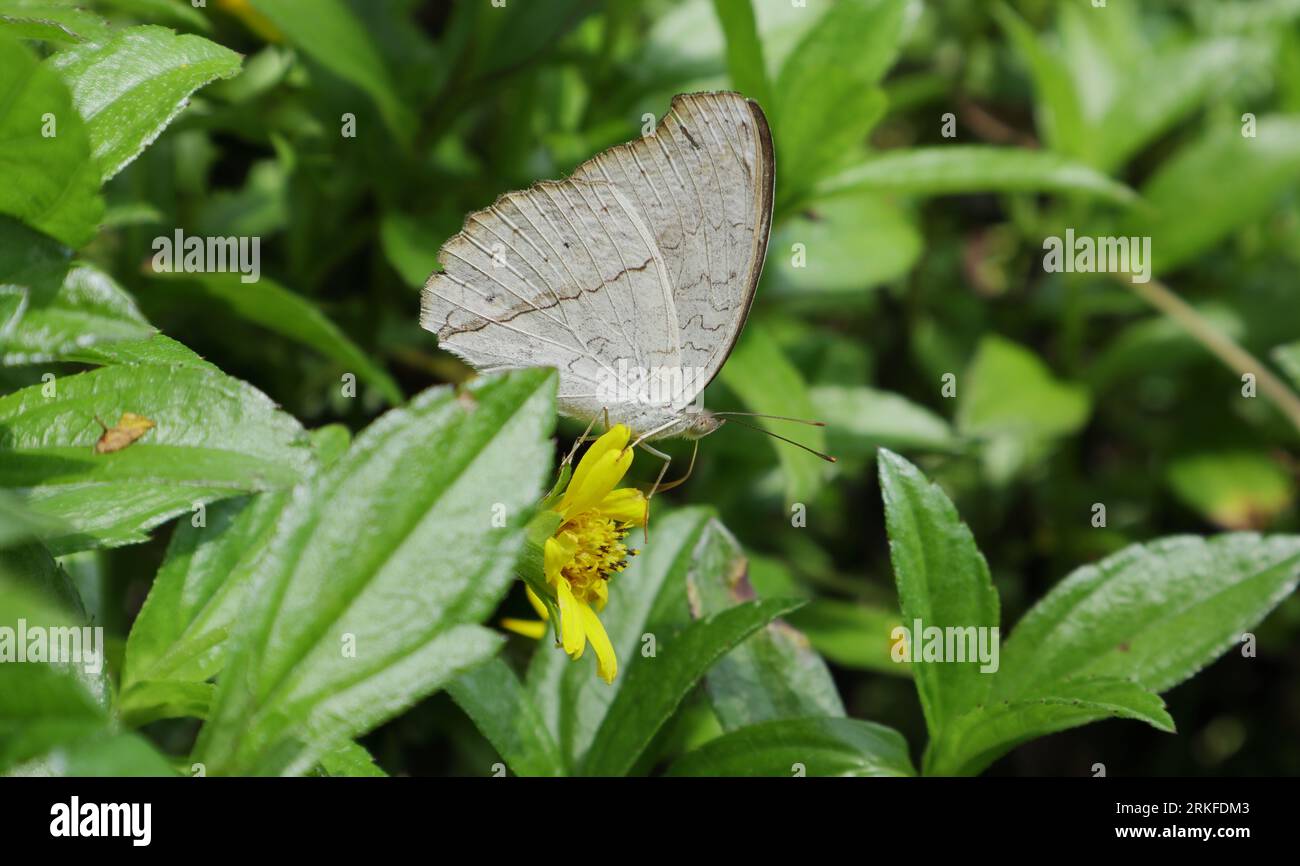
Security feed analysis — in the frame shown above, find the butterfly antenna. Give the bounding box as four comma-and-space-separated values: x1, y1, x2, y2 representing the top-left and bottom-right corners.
723, 417, 837, 463
712, 411, 826, 427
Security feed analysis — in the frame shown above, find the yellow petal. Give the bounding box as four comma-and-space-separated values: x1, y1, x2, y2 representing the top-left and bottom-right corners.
543, 533, 577, 584
556, 578, 585, 659
560, 425, 632, 517
596, 487, 648, 526
524, 586, 549, 621
501, 618, 547, 640
578, 604, 618, 684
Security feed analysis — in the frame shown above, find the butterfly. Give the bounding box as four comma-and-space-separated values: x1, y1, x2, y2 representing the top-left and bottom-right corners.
421, 91, 830, 491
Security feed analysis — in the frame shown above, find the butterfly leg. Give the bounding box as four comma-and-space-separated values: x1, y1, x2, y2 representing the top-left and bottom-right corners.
637, 442, 673, 544
562, 407, 610, 467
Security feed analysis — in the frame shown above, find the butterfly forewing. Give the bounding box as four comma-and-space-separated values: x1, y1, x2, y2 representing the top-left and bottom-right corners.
420, 91, 774, 433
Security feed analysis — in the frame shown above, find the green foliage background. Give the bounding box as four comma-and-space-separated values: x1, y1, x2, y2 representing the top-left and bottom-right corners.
2, 0, 1300, 776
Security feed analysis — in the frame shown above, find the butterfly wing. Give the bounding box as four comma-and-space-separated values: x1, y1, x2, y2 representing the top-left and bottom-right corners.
421, 91, 774, 422
572, 92, 774, 411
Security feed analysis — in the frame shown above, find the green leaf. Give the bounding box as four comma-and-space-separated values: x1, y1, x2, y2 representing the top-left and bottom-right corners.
448, 656, 565, 777
667, 717, 916, 777
525, 507, 712, 770
1273, 341, 1300, 390
0, 362, 314, 554
718, 322, 829, 506
711, 0, 773, 109
812, 385, 960, 457
994, 3, 1088, 162
997, 533, 1300, 699
0, 0, 110, 42
152, 272, 403, 405
120, 491, 293, 724
1122, 116, 1300, 275
687, 519, 843, 730
194, 369, 557, 775
957, 335, 1091, 483
785, 598, 910, 676
0, 32, 103, 247
926, 676, 1174, 777
815, 147, 1137, 205
8, 732, 177, 776
47, 25, 242, 181
877, 449, 999, 748
773, 0, 906, 208
769, 192, 921, 295
1166, 450, 1294, 530
97, 0, 212, 32
316, 739, 386, 778
581, 597, 803, 776
0, 220, 155, 365
62, 332, 216, 369
248, 0, 415, 143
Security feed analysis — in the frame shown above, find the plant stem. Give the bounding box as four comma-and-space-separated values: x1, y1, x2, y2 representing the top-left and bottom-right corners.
1117, 274, 1300, 435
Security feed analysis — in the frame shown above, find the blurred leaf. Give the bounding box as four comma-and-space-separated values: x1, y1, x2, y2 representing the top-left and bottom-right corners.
248, 0, 415, 143
7, 732, 176, 776
448, 656, 565, 777
769, 192, 921, 295
997, 533, 1300, 697
581, 597, 801, 776
153, 272, 403, 405
773, 0, 906, 208
878, 450, 999, 750
195, 369, 557, 775
711, 0, 773, 109
0, 362, 313, 554
687, 518, 844, 730
98, 0, 211, 31
0, 32, 102, 247
1166, 450, 1294, 530
1122, 116, 1300, 275
786, 598, 909, 676
1273, 340, 1300, 390
47, 25, 242, 181
668, 717, 915, 777
927, 676, 1173, 777
380, 211, 444, 290
816, 147, 1137, 205
957, 335, 1091, 483
0, 0, 109, 42
994, 3, 1088, 161
812, 385, 960, 457
718, 322, 829, 506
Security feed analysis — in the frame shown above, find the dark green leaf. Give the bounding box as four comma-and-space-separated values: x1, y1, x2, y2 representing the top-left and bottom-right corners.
668, 717, 915, 777
448, 656, 565, 777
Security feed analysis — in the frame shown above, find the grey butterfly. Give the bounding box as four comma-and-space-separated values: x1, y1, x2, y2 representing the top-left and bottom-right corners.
421, 92, 821, 481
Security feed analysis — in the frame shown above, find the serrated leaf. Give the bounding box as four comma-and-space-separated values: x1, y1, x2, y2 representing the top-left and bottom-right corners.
926, 676, 1174, 777
667, 717, 915, 777
581, 597, 803, 776
0, 363, 313, 554
316, 739, 386, 778
997, 533, 1300, 699
878, 449, 999, 749
448, 656, 565, 777
0, 32, 103, 247
687, 518, 843, 731
194, 369, 557, 775
47, 25, 242, 181
815, 147, 1137, 205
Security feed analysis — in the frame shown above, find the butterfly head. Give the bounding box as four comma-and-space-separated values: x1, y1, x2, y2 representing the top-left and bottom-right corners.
681, 410, 725, 440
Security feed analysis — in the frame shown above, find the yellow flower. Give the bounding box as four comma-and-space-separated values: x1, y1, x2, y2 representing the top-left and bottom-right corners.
502, 424, 647, 684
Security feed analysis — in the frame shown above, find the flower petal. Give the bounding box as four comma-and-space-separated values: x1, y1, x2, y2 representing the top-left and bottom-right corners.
596, 487, 648, 526
556, 578, 586, 659
501, 618, 547, 640
524, 586, 549, 621
559, 426, 633, 519
578, 604, 618, 684
543, 533, 577, 584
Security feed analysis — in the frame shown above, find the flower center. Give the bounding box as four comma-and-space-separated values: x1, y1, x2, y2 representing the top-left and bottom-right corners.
560, 512, 637, 603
